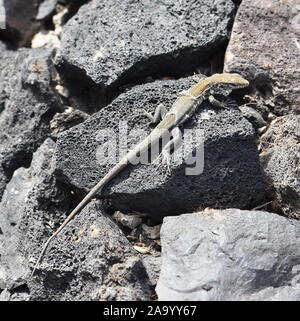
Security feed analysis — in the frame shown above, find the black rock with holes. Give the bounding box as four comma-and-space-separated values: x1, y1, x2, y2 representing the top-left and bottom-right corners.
0, 43, 61, 200
55, 76, 266, 221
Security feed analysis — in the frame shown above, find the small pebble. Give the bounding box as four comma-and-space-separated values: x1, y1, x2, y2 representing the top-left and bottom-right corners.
134, 245, 150, 254
113, 211, 142, 230
142, 224, 161, 240
239, 105, 267, 129
267, 112, 277, 121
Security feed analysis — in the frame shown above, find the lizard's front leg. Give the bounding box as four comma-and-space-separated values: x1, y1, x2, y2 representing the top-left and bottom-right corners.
208, 95, 231, 110
144, 103, 167, 125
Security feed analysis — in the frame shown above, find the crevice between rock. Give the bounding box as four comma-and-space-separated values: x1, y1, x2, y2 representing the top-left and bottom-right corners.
56, 42, 229, 114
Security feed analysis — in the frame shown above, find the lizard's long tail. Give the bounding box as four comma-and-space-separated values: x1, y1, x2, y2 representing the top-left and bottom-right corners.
31, 125, 163, 277
30, 160, 128, 277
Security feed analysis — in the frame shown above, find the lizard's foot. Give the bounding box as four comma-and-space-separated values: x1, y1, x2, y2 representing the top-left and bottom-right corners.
143, 104, 167, 125
208, 95, 230, 110
223, 97, 238, 109
152, 153, 171, 173
143, 111, 156, 127
152, 151, 162, 164
152, 154, 163, 169
153, 126, 180, 173
161, 150, 172, 174
191, 73, 207, 83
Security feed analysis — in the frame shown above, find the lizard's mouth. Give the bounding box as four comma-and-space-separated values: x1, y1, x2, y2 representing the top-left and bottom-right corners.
235, 82, 250, 89
218, 81, 249, 96
222, 73, 250, 88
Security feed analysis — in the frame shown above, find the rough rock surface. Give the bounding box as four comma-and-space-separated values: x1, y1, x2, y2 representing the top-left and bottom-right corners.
0, 138, 157, 301
0, 0, 298, 302
238, 105, 267, 130
0, 138, 64, 300
224, 0, 300, 115
156, 209, 300, 301
142, 255, 162, 291
260, 115, 300, 219
0, 44, 61, 199
50, 107, 89, 136
29, 201, 155, 301
55, 76, 265, 222
55, 0, 236, 110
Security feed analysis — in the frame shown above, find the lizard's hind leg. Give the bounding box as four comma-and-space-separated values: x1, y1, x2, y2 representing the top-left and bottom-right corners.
153, 127, 182, 174
143, 103, 167, 125
153, 153, 171, 174
162, 127, 182, 173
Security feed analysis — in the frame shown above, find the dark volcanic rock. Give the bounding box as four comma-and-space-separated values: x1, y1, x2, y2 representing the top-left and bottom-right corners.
156, 209, 300, 301
50, 107, 89, 136
0, 138, 155, 301
224, 0, 300, 115
55, 76, 265, 222
238, 105, 267, 130
0, 44, 61, 199
260, 115, 300, 219
29, 200, 154, 301
0, 0, 42, 46
2, 0, 297, 303
55, 0, 236, 109
0, 139, 61, 298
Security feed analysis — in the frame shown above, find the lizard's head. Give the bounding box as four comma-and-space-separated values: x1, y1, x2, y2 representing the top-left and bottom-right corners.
208, 73, 249, 98
214, 73, 249, 89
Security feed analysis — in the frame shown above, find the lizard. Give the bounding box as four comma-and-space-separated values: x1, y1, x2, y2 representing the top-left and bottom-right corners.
31, 73, 249, 276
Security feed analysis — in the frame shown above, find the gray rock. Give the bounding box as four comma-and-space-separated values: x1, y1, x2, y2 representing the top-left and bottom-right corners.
0, 289, 12, 301
156, 209, 300, 301
0, 0, 41, 46
50, 107, 89, 136
55, 0, 236, 110
0, 44, 61, 199
142, 224, 161, 240
55, 76, 265, 222
239, 105, 267, 130
113, 211, 142, 230
142, 255, 162, 289
0, 136, 154, 300
260, 115, 300, 219
29, 200, 154, 301
0, 138, 58, 292
224, 0, 300, 115
0, 268, 6, 289
36, 0, 57, 21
